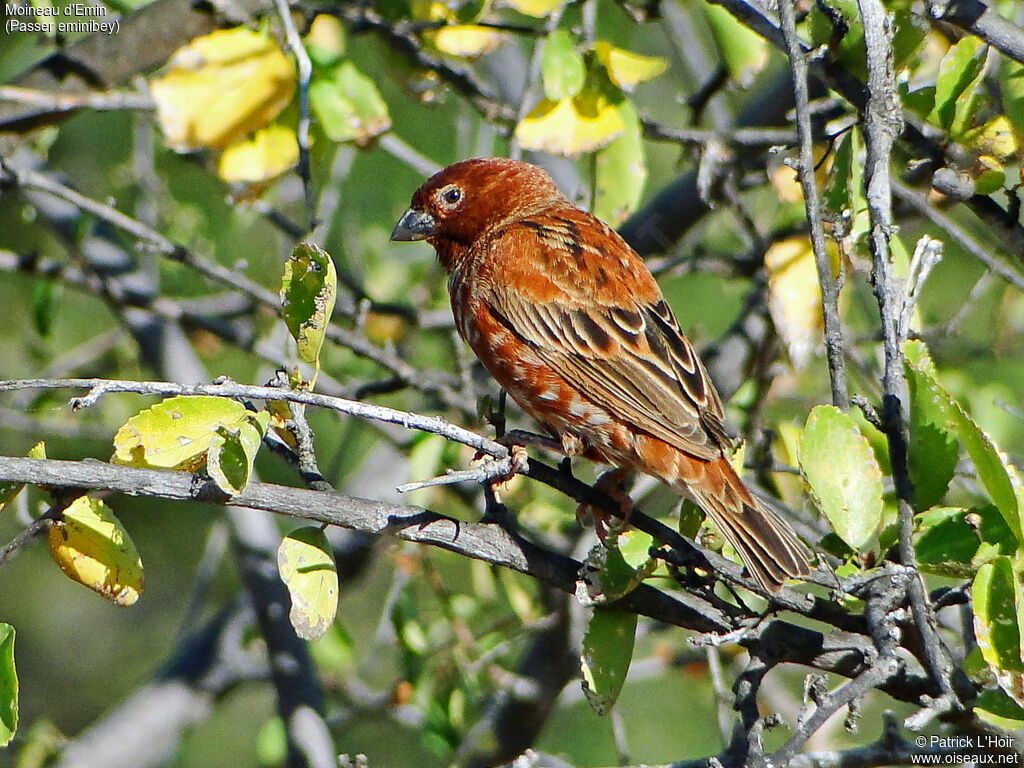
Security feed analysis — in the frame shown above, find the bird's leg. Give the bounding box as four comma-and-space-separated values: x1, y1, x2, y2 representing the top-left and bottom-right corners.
576, 466, 633, 542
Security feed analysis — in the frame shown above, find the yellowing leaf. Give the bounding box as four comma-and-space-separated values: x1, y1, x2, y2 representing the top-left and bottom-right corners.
48, 497, 143, 606
431, 25, 504, 58
309, 61, 390, 145
973, 557, 1024, 706
281, 243, 338, 372
278, 527, 338, 640
208, 413, 268, 495
765, 236, 826, 370
503, 0, 567, 17
218, 123, 299, 183
593, 41, 667, 91
973, 116, 1017, 160
304, 14, 345, 67
151, 28, 295, 152
112, 395, 257, 471
515, 91, 625, 157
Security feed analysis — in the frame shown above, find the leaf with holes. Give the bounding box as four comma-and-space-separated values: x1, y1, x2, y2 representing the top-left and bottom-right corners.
112, 396, 256, 471
279, 527, 338, 640
208, 412, 268, 495
973, 557, 1024, 706
581, 606, 636, 715
281, 243, 338, 373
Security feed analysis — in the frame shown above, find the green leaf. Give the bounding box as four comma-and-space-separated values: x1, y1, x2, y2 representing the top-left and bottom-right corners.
948, 395, 1021, 543
541, 29, 585, 101
914, 507, 979, 577
281, 243, 338, 373
702, 2, 768, 87
902, 85, 935, 119
208, 413, 267, 495
309, 61, 391, 145
31, 280, 61, 337
904, 340, 959, 509
973, 557, 1024, 706
580, 607, 637, 715
278, 526, 338, 640
799, 405, 884, 551
976, 688, 1024, 732
930, 37, 987, 137
807, 0, 866, 81
593, 100, 646, 225
904, 340, 1022, 542
1000, 59, 1024, 149
48, 496, 144, 606
256, 716, 287, 767
112, 395, 256, 471
0, 623, 16, 747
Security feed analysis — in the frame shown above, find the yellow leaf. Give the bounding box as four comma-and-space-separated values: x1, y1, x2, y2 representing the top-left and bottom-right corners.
278, 527, 338, 640
593, 42, 667, 91
431, 25, 504, 58
48, 497, 143, 606
504, 0, 567, 17
111, 395, 258, 471
150, 27, 296, 151
973, 116, 1017, 160
218, 124, 299, 183
515, 92, 625, 157
765, 236, 827, 370
770, 164, 803, 203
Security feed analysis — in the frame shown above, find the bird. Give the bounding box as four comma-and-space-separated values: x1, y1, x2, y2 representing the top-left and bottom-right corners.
391, 157, 811, 592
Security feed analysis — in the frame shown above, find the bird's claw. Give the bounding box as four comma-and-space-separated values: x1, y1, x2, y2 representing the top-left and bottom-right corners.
576, 467, 633, 542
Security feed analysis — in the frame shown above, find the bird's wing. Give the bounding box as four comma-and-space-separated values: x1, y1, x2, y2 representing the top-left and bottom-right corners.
483, 209, 732, 461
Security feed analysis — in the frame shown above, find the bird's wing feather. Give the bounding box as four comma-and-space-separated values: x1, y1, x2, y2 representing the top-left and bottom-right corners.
483, 208, 732, 460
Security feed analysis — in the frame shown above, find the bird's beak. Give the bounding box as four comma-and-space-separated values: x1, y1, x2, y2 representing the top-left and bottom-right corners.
391, 208, 437, 242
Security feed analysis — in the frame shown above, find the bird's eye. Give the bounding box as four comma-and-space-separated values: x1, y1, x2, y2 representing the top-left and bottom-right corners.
438, 186, 463, 208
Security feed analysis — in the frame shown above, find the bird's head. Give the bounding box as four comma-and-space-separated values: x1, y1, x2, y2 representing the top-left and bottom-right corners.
391, 158, 565, 254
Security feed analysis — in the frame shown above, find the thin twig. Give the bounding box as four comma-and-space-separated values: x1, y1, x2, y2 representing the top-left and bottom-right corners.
892, 178, 1024, 291
778, 0, 849, 410
926, 0, 1024, 65
274, 0, 315, 223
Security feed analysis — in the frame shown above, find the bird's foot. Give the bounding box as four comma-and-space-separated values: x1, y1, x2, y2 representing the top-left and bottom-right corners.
471, 443, 529, 495
576, 467, 633, 542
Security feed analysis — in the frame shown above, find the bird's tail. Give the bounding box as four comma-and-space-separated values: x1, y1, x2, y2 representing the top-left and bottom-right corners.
671, 457, 811, 592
